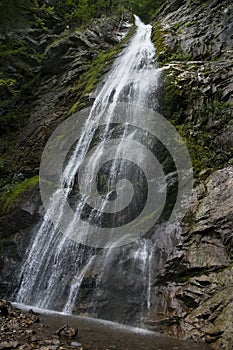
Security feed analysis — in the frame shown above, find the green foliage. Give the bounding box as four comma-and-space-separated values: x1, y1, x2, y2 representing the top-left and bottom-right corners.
0, 176, 39, 213
0, 158, 7, 170
40, 4, 55, 16
62, 0, 129, 26
0, 40, 26, 57
186, 0, 205, 4
129, 0, 164, 22
32, 1, 56, 30
0, 0, 58, 32
0, 104, 29, 136
0, 0, 165, 33
0, 0, 31, 32
168, 52, 191, 61
151, 22, 166, 55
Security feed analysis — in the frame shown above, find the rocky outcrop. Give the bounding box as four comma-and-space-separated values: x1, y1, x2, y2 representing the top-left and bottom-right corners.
152, 0, 232, 176
148, 0, 233, 348
0, 15, 133, 179
0, 185, 41, 296
158, 0, 233, 62
15, 16, 132, 176
145, 167, 233, 349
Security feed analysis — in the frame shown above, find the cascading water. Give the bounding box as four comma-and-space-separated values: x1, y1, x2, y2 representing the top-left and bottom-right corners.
13, 16, 181, 324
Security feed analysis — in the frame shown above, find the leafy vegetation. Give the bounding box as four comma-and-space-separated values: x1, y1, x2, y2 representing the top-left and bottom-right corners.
0, 0, 166, 32
128, 0, 164, 22
0, 176, 39, 213
186, 20, 197, 27
49, 0, 165, 25
0, 0, 55, 31
151, 22, 192, 64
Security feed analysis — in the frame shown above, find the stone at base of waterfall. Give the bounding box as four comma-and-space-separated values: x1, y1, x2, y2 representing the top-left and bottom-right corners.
55, 325, 78, 338
0, 300, 83, 350
18, 345, 33, 350
0, 301, 9, 317
0, 342, 19, 349
70, 342, 82, 347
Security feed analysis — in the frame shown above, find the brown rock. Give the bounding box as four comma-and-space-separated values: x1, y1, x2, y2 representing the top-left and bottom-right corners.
0, 342, 18, 349
18, 345, 32, 350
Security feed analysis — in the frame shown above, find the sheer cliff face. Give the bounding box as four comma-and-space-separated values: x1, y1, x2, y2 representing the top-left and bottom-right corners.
148, 1, 233, 349
0, 14, 134, 295
0, 1, 232, 349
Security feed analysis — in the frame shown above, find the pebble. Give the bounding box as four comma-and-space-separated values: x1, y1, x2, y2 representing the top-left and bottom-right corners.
55, 325, 78, 338
25, 329, 36, 335
31, 336, 38, 342
11, 322, 20, 331
52, 339, 60, 345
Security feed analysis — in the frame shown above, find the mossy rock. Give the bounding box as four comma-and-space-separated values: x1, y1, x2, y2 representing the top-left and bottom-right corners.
0, 175, 39, 214
158, 65, 233, 180
69, 27, 136, 115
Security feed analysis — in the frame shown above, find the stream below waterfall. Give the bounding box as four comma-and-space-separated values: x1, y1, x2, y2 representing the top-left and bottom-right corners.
13, 304, 209, 350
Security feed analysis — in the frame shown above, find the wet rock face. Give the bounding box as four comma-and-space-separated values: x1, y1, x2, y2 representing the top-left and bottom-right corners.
146, 167, 233, 349
158, 0, 233, 61
0, 14, 133, 179
21, 16, 131, 175
0, 186, 42, 297
0, 15, 133, 298
149, 2, 233, 347
152, 0, 232, 179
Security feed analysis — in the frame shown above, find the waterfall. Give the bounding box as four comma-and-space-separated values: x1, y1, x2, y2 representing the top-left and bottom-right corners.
14, 16, 185, 324
63, 255, 95, 314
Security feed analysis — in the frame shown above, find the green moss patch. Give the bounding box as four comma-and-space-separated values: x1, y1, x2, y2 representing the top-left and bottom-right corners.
161, 68, 233, 179
0, 176, 39, 213
69, 50, 117, 114
151, 21, 192, 64
69, 29, 135, 114
151, 22, 167, 60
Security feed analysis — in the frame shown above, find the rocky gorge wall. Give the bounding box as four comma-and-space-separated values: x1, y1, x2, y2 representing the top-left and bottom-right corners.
0, 0, 232, 349
0, 12, 134, 295
147, 0, 233, 349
